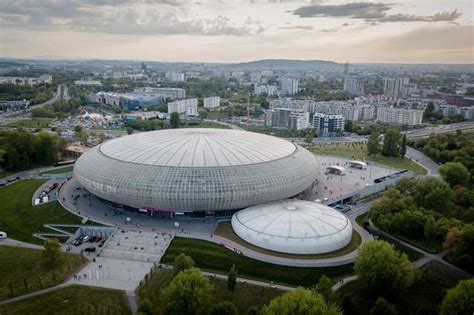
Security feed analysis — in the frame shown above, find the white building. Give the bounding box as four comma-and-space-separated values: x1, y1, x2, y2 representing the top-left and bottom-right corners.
357, 105, 375, 121
281, 78, 299, 95
313, 113, 344, 134
343, 75, 365, 96
289, 111, 310, 130
376, 107, 423, 126
383, 77, 411, 97
134, 87, 185, 100
254, 84, 277, 96
74, 80, 102, 87
168, 98, 198, 116
165, 72, 185, 82
203, 96, 220, 109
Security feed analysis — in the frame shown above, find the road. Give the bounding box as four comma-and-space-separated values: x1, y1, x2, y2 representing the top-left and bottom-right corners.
406, 146, 439, 175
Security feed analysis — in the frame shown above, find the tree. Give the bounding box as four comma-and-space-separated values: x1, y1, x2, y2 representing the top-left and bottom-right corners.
42, 238, 61, 268
344, 119, 355, 133
443, 226, 462, 250
370, 297, 397, 315
161, 268, 213, 315
382, 128, 400, 157
439, 162, 470, 188
400, 134, 407, 159
137, 298, 154, 315
261, 288, 340, 315
126, 127, 134, 135
451, 225, 474, 273
354, 240, 415, 296
304, 133, 314, 144
198, 109, 209, 119
367, 132, 380, 157
440, 279, 474, 315
227, 264, 237, 292
413, 177, 452, 215
173, 253, 194, 274
170, 112, 181, 128
210, 301, 237, 315
314, 275, 336, 304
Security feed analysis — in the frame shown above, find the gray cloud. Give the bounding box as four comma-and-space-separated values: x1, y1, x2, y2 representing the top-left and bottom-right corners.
0, 0, 264, 36
293, 2, 462, 24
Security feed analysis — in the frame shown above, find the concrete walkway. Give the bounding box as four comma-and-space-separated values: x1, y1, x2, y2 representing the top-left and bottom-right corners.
0, 238, 44, 250
0, 283, 70, 306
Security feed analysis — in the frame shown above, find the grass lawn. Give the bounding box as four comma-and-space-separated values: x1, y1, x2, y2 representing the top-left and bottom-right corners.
0, 246, 86, 301
41, 166, 74, 175
371, 231, 424, 262
161, 237, 354, 287
0, 179, 84, 244
393, 235, 442, 254
5, 118, 53, 128
214, 221, 362, 260
137, 268, 282, 314
0, 285, 131, 315
185, 121, 231, 129
337, 261, 469, 315
309, 143, 427, 175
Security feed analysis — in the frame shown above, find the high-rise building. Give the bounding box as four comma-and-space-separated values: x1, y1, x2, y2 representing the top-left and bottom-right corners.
281, 78, 299, 95
288, 112, 310, 130
376, 107, 423, 126
343, 75, 365, 96
167, 98, 198, 116
343, 62, 349, 75
358, 105, 375, 121
254, 84, 277, 96
165, 72, 185, 82
313, 114, 345, 134
264, 108, 309, 130
141, 61, 147, 72
203, 96, 220, 109
383, 77, 411, 97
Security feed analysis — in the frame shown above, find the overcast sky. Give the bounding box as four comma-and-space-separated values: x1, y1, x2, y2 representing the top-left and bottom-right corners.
0, 0, 472, 63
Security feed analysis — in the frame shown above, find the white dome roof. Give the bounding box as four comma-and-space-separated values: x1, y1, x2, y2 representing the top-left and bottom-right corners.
231, 200, 352, 254
99, 128, 296, 167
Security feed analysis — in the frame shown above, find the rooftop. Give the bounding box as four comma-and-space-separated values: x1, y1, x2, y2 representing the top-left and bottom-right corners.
99, 128, 296, 167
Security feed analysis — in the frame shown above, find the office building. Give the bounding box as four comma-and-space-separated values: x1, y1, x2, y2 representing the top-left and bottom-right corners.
343, 75, 365, 96
313, 113, 345, 134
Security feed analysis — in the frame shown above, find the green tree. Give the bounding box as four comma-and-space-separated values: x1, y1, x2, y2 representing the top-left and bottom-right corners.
382, 128, 400, 157
126, 127, 134, 135
354, 240, 415, 296
400, 134, 407, 159
413, 177, 452, 215
344, 119, 354, 133
439, 162, 470, 188
440, 279, 474, 315
199, 109, 209, 119
261, 287, 340, 315
227, 264, 237, 292
173, 253, 194, 274
42, 238, 61, 268
314, 275, 336, 305
210, 301, 238, 315
161, 268, 213, 315
367, 132, 380, 157
304, 133, 314, 144
451, 225, 474, 273
370, 297, 397, 315
137, 298, 154, 315
170, 112, 181, 128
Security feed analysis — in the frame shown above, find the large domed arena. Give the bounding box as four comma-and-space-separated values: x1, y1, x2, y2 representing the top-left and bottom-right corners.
74, 128, 318, 214
231, 199, 353, 254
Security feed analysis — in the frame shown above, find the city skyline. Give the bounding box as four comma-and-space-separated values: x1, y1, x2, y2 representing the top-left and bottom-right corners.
1, 0, 472, 64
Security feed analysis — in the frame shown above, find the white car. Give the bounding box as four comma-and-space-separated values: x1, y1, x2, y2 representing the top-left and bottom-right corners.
0, 231, 7, 239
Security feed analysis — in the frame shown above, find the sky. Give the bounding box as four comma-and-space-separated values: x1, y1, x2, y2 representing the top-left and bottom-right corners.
0, 0, 473, 64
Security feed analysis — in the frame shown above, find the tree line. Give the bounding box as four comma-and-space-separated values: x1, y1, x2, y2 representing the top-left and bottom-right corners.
0, 129, 66, 171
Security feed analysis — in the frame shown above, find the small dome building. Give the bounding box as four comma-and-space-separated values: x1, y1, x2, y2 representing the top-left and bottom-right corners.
231, 199, 352, 254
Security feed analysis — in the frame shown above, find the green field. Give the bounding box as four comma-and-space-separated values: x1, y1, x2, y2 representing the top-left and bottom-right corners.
215, 221, 362, 259
0, 246, 86, 301
184, 121, 231, 129
161, 237, 354, 287
5, 118, 53, 128
337, 261, 469, 314
137, 268, 282, 314
0, 179, 84, 244
309, 143, 427, 175
0, 285, 131, 315
41, 166, 74, 175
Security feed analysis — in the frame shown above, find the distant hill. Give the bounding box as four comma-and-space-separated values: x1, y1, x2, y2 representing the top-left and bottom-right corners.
228, 59, 340, 70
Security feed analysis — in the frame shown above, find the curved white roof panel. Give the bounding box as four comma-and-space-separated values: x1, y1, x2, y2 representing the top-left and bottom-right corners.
231, 200, 352, 254
100, 128, 296, 167
74, 129, 318, 211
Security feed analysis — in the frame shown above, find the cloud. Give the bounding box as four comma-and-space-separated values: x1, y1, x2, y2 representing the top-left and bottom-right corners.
0, 0, 264, 36
293, 2, 462, 24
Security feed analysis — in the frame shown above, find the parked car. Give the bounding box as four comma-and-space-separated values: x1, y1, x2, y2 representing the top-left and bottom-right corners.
95, 237, 102, 243
88, 236, 97, 243
0, 231, 7, 239
98, 240, 106, 247
84, 246, 96, 252
0, 181, 6, 187
82, 235, 91, 242
72, 240, 82, 246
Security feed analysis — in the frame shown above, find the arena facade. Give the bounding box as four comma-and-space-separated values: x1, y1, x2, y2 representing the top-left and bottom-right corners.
74, 128, 318, 215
